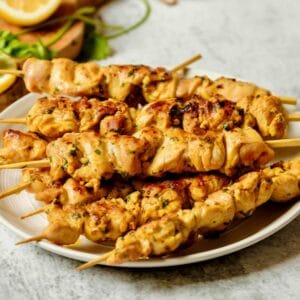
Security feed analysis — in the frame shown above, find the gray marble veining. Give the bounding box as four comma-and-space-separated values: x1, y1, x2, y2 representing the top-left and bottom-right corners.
0, 0, 300, 299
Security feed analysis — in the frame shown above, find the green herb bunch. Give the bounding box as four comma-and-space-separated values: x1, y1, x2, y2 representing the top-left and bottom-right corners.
0, 0, 151, 61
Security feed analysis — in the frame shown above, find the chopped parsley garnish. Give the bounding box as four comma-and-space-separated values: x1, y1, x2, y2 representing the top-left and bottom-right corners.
94, 149, 101, 155
162, 199, 169, 208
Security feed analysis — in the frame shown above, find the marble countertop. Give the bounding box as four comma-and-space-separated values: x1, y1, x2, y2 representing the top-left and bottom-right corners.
0, 0, 299, 299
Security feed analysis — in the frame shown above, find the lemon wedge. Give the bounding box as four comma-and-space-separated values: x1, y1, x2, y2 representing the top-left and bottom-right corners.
0, 53, 17, 94
0, 0, 61, 27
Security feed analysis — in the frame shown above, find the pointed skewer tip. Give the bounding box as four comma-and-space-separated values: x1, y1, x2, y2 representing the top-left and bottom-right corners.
16, 234, 44, 246
76, 251, 113, 271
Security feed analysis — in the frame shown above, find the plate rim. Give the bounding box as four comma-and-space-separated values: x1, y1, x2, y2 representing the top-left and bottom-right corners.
0, 69, 299, 268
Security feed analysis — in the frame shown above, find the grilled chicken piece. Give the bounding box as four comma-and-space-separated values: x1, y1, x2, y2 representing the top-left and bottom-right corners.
46, 127, 273, 188
237, 95, 288, 138
0, 130, 47, 164
101, 157, 300, 264
139, 174, 229, 224
75, 98, 135, 135
23, 58, 105, 97
30, 173, 229, 245
222, 127, 273, 176
84, 192, 141, 242
21, 168, 105, 205
21, 168, 62, 203
47, 131, 144, 189
27, 97, 135, 138
21, 58, 289, 138
21, 168, 136, 205
42, 204, 84, 245
27, 97, 79, 139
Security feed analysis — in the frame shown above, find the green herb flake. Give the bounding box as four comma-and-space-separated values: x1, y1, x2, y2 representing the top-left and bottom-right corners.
62, 159, 68, 170
94, 149, 101, 155
69, 144, 78, 156
162, 199, 169, 208
128, 69, 136, 77
223, 123, 230, 131
72, 213, 82, 220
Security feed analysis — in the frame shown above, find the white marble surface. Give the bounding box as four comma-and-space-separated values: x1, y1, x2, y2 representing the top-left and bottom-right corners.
0, 0, 300, 299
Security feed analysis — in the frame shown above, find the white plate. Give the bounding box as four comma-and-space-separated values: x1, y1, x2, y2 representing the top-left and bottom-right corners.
0, 70, 299, 268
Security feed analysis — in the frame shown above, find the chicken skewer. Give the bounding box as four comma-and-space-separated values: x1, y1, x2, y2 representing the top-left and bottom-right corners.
16, 173, 230, 245
0, 57, 296, 107
0, 127, 276, 190
0, 97, 136, 139
2, 125, 300, 187
0, 97, 297, 169
0, 93, 297, 139
77, 157, 300, 269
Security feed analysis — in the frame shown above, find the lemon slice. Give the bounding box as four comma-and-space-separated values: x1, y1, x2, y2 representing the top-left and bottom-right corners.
0, 0, 61, 27
0, 53, 17, 94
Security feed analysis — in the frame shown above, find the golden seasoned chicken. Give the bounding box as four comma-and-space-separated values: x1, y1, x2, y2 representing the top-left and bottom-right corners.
136, 97, 246, 134
46, 127, 273, 188
262, 158, 300, 202
93, 157, 300, 265
22, 94, 286, 139
139, 174, 229, 224
75, 98, 135, 135
21, 58, 290, 138
21, 168, 135, 205
41, 204, 84, 245
23, 58, 105, 97
237, 95, 288, 138
27, 97, 135, 138
27, 97, 79, 139
136, 95, 287, 138
136, 127, 226, 176
21, 168, 62, 203
84, 192, 141, 242
0, 130, 47, 164
222, 127, 273, 176
46, 131, 144, 188
21, 168, 105, 205
23, 173, 230, 245
23, 58, 172, 100
22, 59, 289, 102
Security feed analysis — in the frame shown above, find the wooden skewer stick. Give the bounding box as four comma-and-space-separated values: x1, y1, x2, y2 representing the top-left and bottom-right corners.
16, 234, 45, 245
0, 118, 27, 124
0, 61, 296, 106
171, 54, 202, 73
266, 138, 300, 148
0, 181, 31, 200
76, 251, 114, 271
288, 113, 300, 121
21, 207, 45, 220
0, 69, 24, 76
1, 137, 300, 171
279, 96, 297, 105
0, 159, 49, 170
